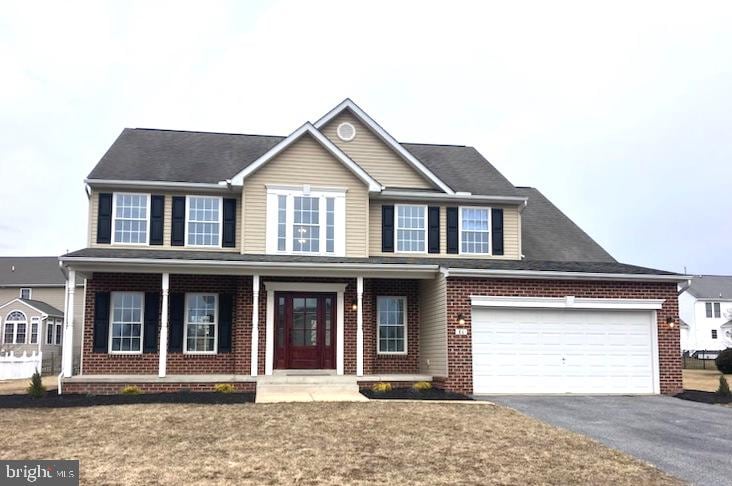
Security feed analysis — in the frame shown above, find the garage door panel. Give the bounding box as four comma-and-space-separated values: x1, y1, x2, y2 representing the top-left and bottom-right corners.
471, 307, 656, 394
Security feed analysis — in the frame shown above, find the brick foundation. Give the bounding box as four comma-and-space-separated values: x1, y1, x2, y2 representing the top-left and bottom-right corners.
62, 381, 256, 395
443, 277, 682, 396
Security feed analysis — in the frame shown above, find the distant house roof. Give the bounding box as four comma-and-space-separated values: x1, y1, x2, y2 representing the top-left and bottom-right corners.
0, 257, 66, 287
20, 299, 64, 317
685, 275, 732, 300
516, 187, 615, 262
87, 129, 521, 197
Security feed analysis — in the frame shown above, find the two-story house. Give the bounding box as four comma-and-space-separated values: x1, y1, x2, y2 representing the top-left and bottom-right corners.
679, 275, 732, 356
0, 257, 84, 375
58, 99, 686, 396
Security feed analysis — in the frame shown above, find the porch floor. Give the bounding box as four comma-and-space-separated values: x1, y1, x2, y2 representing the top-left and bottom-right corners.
63, 373, 433, 384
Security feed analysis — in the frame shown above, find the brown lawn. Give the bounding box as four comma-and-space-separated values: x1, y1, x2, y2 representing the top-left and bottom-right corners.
0, 375, 57, 395
0, 402, 679, 485
683, 369, 732, 392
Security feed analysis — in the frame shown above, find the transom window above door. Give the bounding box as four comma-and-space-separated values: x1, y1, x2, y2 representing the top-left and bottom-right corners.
266, 186, 345, 256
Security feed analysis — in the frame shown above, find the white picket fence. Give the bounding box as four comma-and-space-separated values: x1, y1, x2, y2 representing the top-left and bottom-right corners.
0, 350, 42, 380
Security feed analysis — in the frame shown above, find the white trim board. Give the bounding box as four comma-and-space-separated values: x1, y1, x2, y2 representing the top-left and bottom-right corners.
469, 296, 666, 310
314, 99, 455, 194
229, 122, 381, 192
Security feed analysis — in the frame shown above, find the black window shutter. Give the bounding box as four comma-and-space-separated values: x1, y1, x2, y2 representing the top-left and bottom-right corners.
428, 206, 440, 254
222, 199, 236, 248
446, 207, 459, 254
218, 293, 233, 353
381, 205, 395, 252
96, 193, 113, 244
171, 197, 186, 246
143, 291, 160, 353
492, 208, 504, 256
168, 293, 185, 352
93, 292, 110, 353
149, 195, 165, 245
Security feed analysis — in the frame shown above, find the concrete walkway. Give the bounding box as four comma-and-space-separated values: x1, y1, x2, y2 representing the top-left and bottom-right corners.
483, 395, 732, 486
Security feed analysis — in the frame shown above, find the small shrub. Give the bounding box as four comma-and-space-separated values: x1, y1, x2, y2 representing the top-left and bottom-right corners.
27, 371, 46, 398
371, 382, 393, 394
715, 348, 732, 374
717, 375, 731, 397
120, 385, 142, 395
214, 383, 236, 394
412, 381, 432, 392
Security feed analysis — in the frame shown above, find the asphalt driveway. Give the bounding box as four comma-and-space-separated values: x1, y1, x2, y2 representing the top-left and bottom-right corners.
484, 395, 732, 486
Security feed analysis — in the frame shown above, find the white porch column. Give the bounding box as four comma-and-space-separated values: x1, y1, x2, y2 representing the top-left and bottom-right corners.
356, 276, 364, 377
251, 275, 260, 376
61, 270, 76, 378
158, 273, 170, 378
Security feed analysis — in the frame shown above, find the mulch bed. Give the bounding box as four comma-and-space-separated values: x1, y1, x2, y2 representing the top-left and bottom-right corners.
361, 387, 471, 401
0, 390, 255, 409
675, 389, 732, 405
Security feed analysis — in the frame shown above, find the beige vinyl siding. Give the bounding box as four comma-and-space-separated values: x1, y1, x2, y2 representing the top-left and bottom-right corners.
369, 200, 521, 259
419, 273, 448, 376
321, 111, 433, 190
242, 134, 369, 256
88, 189, 241, 252
0, 287, 82, 326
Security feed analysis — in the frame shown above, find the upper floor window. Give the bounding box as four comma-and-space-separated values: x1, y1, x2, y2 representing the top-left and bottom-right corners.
109, 292, 144, 354
186, 196, 222, 247
396, 205, 426, 253
19, 288, 31, 299
3, 310, 27, 344
113, 193, 150, 244
460, 207, 491, 254
267, 187, 345, 256
705, 302, 721, 318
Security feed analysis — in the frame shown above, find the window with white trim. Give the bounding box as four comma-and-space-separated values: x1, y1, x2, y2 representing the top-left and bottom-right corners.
19, 288, 31, 299
460, 207, 491, 254
113, 193, 149, 244
186, 196, 222, 247
377, 296, 407, 354
268, 187, 345, 256
184, 293, 217, 353
55, 319, 63, 345
46, 319, 54, 345
4, 311, 27, 344
30, 317, 39, 344
109, 292, 144, 353
396, 205, 426, 253
705, 302, 721, 318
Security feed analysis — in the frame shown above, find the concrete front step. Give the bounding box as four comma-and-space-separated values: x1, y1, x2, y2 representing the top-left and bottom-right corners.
257, 374, 358, 385
255, 379, 367, 403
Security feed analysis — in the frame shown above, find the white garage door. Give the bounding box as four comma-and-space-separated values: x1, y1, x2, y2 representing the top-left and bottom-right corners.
472, 307, 657, 394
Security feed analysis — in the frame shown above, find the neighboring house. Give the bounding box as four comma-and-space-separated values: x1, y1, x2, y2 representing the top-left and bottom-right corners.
58, 99, 686, 396
0, 257, 84, 375
678, 275, 732, 356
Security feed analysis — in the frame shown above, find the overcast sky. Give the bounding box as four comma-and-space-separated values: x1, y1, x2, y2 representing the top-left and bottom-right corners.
1, 1, 730, 274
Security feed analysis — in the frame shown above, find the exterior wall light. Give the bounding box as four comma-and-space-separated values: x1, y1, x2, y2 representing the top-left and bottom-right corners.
351, 300, 358, 312
666, 317, 675, 328
457, 313, 466, 326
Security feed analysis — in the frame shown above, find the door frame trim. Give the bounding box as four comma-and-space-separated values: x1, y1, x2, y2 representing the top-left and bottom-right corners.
265, 282, 346, 376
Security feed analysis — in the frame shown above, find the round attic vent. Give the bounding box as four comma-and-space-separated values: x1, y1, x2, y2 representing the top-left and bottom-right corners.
336, 122, 356, 141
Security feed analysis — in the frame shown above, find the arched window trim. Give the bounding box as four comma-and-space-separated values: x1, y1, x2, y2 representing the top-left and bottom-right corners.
4, 309, 28, 344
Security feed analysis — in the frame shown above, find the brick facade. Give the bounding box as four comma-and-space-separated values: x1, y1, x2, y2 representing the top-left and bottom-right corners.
443, 277, 682, 396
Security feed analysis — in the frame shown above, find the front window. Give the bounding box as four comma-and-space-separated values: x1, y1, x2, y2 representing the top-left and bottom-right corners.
185, 293, 217, 353
46, 319, 54, 345
109, 292, 144, 353
113, 193, 149, 244
460, 207, 491, 254
706, 302, 722, 318
30, 317, 39, 344
186, 196, 222, 247
55, 319, 63, 345
377, 296, 407, 354
19, 288, 31, 299
293, 196, 320, 252
269, 188, 344, 255
4, 311, 27, 344
396, 205, 426, 252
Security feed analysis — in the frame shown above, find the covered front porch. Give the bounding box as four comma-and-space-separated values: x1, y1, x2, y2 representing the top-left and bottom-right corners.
58, 257, 446, 394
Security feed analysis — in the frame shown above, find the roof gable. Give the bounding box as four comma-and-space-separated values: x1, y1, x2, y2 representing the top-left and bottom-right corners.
230, 122, 381, 191
0, 298, 63, 317
314, 99, 454, 194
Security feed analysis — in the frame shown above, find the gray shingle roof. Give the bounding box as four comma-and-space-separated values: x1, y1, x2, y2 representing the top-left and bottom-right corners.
87, 129, 520, 196
516, 187, 615, 262
0, 257, 65, 286
61, 248, 675, 276
685, 275, 732, 300
20, 299, 64, 317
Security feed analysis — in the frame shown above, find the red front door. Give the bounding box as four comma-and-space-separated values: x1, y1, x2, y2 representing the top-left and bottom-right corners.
274, 292, 336, 370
